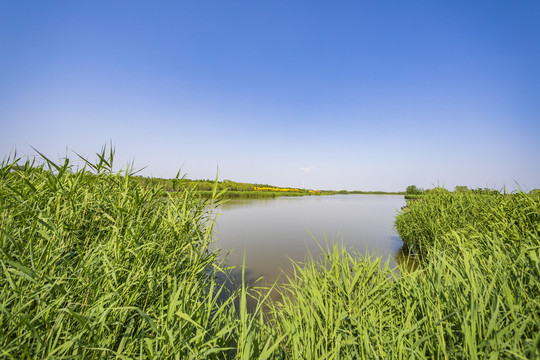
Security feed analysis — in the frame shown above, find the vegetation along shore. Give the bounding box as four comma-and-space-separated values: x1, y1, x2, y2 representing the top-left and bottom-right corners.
134, 176, 405, 198
1, 148, 538, 358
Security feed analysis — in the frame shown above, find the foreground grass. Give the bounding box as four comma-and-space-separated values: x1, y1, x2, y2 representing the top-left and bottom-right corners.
266, 233, 539, 358
2, 148, 539, 359
263, 191, 540, 358
0, 149, 277, 359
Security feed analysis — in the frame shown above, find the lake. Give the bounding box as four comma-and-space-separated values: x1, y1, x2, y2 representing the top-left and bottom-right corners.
213, 194, 406, 287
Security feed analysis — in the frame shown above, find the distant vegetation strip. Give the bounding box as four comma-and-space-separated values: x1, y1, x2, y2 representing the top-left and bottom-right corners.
189, 190, 316, 198
133, 176, 405, 197
254, 186, 320, 193
404, 185, 540, 200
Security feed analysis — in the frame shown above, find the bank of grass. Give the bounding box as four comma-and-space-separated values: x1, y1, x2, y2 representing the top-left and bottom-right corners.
396, 189, 540, 258
134, 175, 403, 198
190, 190, 320, 198
2, 148, 539, 359
0, 149, 276, 359
186, 190, 404, 199
264, 191, 540, 358
134, 176, 318, 198
404, 193, 424, 200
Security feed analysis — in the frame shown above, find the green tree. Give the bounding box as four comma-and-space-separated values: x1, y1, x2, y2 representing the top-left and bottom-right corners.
406, 185, 424, 195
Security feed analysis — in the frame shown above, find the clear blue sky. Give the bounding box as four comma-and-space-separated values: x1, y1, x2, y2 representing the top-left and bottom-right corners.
2, 1, 539, 191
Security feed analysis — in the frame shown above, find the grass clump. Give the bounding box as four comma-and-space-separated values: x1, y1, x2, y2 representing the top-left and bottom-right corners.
263, 191, 540, 359
0, 148, 273, 359
2, 146, 539, 359
395, 189, 540, 258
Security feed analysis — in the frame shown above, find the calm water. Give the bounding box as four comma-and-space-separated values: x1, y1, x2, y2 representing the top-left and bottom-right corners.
213, 194, 406, 286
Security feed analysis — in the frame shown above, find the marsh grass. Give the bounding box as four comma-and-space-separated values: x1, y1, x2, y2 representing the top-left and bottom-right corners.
0, 147, 276, 359
395, 190, 540, 259
263, 191, 540, 359
2, 147, 539, 359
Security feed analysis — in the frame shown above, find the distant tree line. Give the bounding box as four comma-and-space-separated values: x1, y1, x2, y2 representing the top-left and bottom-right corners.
406, 184, 539, 196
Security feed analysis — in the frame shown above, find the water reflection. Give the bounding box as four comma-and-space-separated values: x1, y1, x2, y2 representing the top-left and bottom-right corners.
219, 197, 277, 210
394, 244, 421, 273
213, 195, 406, 288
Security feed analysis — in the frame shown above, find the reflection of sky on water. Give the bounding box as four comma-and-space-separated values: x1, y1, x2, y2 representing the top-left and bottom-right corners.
213, 195, 406, 286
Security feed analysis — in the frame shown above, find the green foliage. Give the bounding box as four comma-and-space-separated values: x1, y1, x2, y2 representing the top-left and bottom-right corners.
425, 186, 450, 194
2, 147, 538, 359
470, 187, 501, 196
395, 190, 539, 258
404, 194, 424, 200
406, 185, 424, 195
133, 176, 403, 198
453, 186, 502, 196
265, 192, 540, 358
264, 236, 540, 358
0, 148, 272, 359
133, 176, 292, 194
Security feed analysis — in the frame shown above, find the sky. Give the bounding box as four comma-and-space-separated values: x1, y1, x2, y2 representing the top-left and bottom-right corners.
1, 1, 539, 192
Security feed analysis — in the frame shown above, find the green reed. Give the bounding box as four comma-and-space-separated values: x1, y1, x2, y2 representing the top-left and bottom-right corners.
263, 191, 539, 359
0, 147, 275, 359
2, 147, 539, 359
395, 189, 540, 258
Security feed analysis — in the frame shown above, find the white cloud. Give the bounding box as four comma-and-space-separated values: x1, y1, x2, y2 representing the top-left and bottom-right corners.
300, 166, 315, 173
